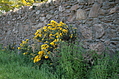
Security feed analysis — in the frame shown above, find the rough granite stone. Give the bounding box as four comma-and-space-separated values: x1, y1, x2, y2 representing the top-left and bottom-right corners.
79, 25, 92, 40
0, 0, 119, 54
70, 4, 79, 11
89, 42, 105, 54
76, 9, 87, 20
93, 24, 105, 39
89, 2, 100, 17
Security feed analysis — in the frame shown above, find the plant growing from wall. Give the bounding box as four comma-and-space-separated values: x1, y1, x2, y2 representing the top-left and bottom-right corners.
18, 20, 77, 66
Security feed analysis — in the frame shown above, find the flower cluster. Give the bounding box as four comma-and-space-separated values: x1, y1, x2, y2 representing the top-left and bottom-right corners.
18, 20, 77, 63
17, 39, 32, 55
33, 20, 77, 63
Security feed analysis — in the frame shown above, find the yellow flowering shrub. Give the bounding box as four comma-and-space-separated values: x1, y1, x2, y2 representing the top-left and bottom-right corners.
17, 39, 33, 55
18, 20, 77, 64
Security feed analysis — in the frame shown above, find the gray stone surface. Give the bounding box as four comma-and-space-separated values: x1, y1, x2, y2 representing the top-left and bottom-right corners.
59, 6, 65, 12
88, 0, 95, 4
70, 4, 79, 11
0, 0, 119, 54
109, 7, 117, 14
89, 2, 100, 17
76, 9, 87, 20
93, 24, 105, 39
79, 25, 92, 39
89, 42, 105, 54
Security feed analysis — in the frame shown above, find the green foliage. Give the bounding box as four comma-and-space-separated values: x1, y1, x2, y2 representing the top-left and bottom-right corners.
0, 0, 47, 12
0, 42, 119, 79
52, 42, 119, 79
16, 20, 119, 79
0, 18, 119, 78
0, 0, 12, 11
0, 46, 57, 79
55, 42, 88, 79
18, 20, 77, 64
89, 53, 119, 79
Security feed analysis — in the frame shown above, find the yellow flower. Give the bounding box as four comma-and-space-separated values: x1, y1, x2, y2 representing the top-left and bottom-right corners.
57, 23, 62, 26
55, 32, 59, 35
51, 20, 58, 24
22, 40, 27, 44
48, 26, 51, 29
33, 35, 37, 39
59, 27, 63, 30
42, 38, 44, 41
47, 24, 52, 26
43, 26, 47, 30
38, 51, 44, 55
44, 41, 49, 43
53, 39, 58, 42
4, 47, 6, 48
50, 37, 54, 39
62, 29, 68, 33
23, 52, 28, 55
51, 27, 56, 30
33, 54, 43, 63
41, 44, 49, 50
20, 43, 23, 47
50, 42, 55, 46
56, 35, 59, 38
49, 34, 53, 37
70, 34, 73, 38
44, 29, 47, 31
54, 39, 61, 42
12, 47, 14, 49
35, 31, 38, 35
73, 27, 77, 29
50, 63, 53, 65
38, 34, 42, 37
18, 47, 21, 49
38, 40, 42, 42
37, 29, 42, 33
33, 58, 41, 63
22, 0, 27, 5
26, 39, 29, 42
41, 44, 49, 48
45, 55, 49, 59
60, 33, 63, 36
50, 20, 58, 27
48, 51, 50, 54
59, 21, 66, 26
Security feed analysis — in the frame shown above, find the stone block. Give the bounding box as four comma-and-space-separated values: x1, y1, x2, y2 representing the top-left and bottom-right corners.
59, 6, 65, 12
79, 24, 92, 39
89, 42, 105, 54
70, 4, 79, 11
76, 9, 87, 20
67, 15, 76, 22
89, 2, 100, 17
93, 24, 105, 39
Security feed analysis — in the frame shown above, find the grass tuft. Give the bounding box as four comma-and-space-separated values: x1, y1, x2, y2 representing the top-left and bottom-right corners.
0, 42, 119, 79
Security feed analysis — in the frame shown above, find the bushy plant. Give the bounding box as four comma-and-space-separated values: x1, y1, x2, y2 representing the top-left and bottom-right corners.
18, 20, 77, 66
0, 46, 57, 79
16, 20, 119, 79
53, 42, 119, 79
54, 42, 88, 79
88, 52, 119, 79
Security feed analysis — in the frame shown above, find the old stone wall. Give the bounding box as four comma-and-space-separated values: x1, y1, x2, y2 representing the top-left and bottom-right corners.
0, 0, 119, 54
